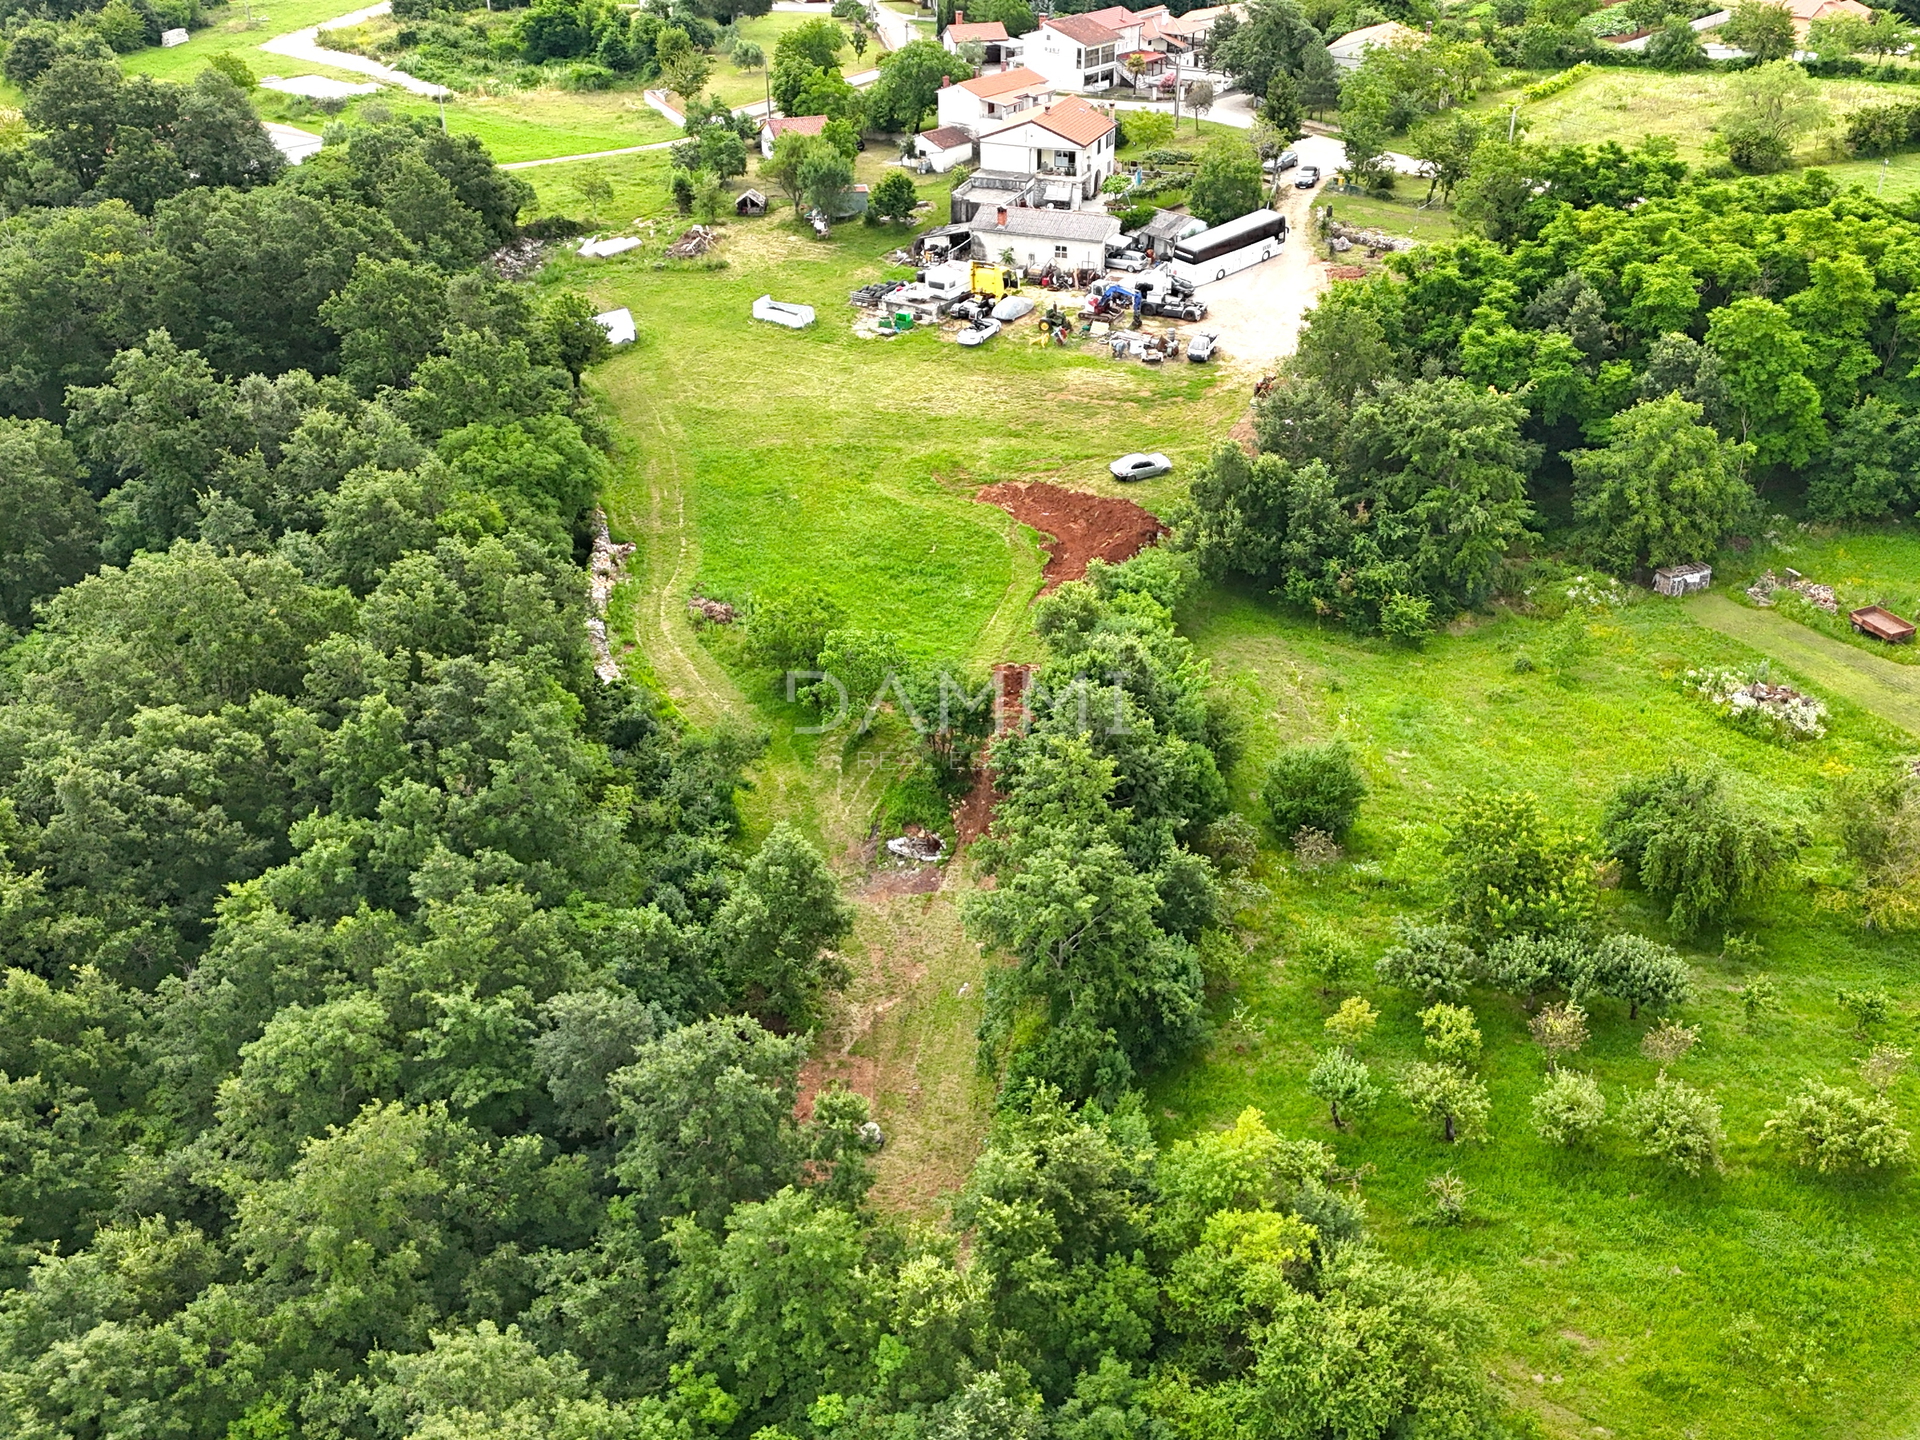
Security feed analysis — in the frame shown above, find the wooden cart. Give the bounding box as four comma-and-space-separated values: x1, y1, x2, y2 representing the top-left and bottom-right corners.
1849, 605, 1916, 643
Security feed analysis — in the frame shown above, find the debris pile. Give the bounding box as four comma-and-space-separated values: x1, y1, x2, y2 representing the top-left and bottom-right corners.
489, 237, 544, 280
664, 225, 717, 259
686, 593, 736, 624
587, 509, 635, 684
1747, 569, 1838, 612
885, 831, 947, 863
850, 280, 908, 307
1327, 219, 1415, 253
1326, 263, 1370, 280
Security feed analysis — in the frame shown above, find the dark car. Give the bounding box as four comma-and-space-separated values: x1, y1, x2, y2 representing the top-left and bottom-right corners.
1294, 164, 1322, 189
1264, 149, 1300, 173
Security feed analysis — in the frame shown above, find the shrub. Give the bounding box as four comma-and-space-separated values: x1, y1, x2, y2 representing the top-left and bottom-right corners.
207, 52, 257, 89
1442, 791, 1598, 941
1118, 202, 1157, 231
1292, 827, 1344, 870
1426, 1171, 1470, 1224
1399, 1062, 1491, 1144
1531, 1071, 1606, 1146
1420, 1003, 1482, 1068
1578, 934, 1693, 1020
1481, 933, 1586, 1002
1619, 1076, 1725, 1175
1765, 1081, 1911, 1172
1527, 1002, 1589, 1070
1324, 996, 1379, 1050
868, 168, 919, 223
1741, 975, 1781, 1027
1263, 739, 1368, 841
1375, 922, 1475, 1003
1378, 591, 1435, 645
1294, 920, 1363, 993
1837, 986, 1892, 1031
1601, 765, 1796, 934
1640, 1019, 1700, 1070
1861, 1044, 1910, 1094
1307, 1049, 1379, 1130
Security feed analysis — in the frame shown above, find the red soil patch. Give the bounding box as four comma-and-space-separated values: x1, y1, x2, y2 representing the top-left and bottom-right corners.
975, 482, 1166, 593
1326, 264, 1370, 281
953, 664, 1033, 847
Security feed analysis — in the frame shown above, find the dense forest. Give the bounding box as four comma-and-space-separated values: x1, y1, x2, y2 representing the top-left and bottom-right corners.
0, 48, 1507, 1440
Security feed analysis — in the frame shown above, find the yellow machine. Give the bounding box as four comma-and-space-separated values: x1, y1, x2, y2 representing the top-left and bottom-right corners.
969, 263, 1020, 298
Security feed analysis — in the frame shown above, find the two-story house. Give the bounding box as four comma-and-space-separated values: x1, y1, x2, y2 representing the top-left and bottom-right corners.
1023, 13, 1122, 93
933, 66, 1055, 137
975, 95, 1118, 203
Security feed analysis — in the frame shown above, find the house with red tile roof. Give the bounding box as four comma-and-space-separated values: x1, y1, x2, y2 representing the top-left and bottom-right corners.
976, 95, 1118, 202
934, 65, 1056, 135
757, 114, 828, 159
1025, 12, 1123, 91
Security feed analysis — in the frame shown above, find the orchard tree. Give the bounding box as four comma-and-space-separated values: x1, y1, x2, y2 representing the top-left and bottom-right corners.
1580, 934, 1694, 1020
1531, 1071, 1606, 1145
1716, 58, 1829, 171
1420, 1003, 1483, 1069
1376, 923, 1475, 1003
1308, 1049, 1379, 1130
1399, 1062, 1491, 1143
1442, 791, 1598, 941
1569, 394, 1757, 573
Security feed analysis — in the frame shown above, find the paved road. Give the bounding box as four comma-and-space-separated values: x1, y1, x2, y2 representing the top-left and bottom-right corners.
1687, 591, 1920, 735
260, 0, 451, 96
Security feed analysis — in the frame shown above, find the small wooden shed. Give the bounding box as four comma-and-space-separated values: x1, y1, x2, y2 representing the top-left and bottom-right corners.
1850, 605, 1916, 643
734, 189, 767, 216
1652, 562, 1713, 597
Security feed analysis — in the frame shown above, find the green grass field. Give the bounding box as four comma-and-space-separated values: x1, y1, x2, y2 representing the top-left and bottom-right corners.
1469, 67, 1920, 167
120, 0, 368, 84
1147, 582, 1920, 1440
700, 12, 853, 111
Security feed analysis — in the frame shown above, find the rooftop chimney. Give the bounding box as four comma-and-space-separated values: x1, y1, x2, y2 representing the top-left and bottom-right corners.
996, 206, 1008, 226
955, 9, 964, 21
941, 73, 951, 86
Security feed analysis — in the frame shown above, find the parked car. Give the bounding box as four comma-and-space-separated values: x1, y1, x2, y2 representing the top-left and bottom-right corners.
1264, 149, 1300, 173
1294, 165, 1322, 189
1186, 331, 1218, 363
1109, 451, 1173, 481
1108, 249, 1150, 272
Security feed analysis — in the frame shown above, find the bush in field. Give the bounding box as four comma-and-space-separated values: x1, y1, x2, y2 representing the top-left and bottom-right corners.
1481, 933, 1587, 1002
1399, 1062, 1491, 1144
1602, 764, 1795, 935
1263, 739, 1368, 841
1443, 791, 1598, 941
1376, 922, 1475, 1003
1420, 1003, 1482, 1069
1527, 1002, 1588, 1071
1579, 934, 1694, 1020
1531, 1071, 1606, 1146
1619, 1076, 1724, 1175
1294, 919, 1364, 994
1324, 996, 1379, 1051
1764, 1081, 1911, 1173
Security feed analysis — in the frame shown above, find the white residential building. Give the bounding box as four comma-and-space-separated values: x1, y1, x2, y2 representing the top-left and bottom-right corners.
934, 66, 1055, 136
1326, 20, 1417, 68
975, 95, 1118, 204
1023, 13, 1123, 93
914, 124, 975, 173
941, 14, 1024, 70
758, 114, 828, 158
968, 206, 1120, 271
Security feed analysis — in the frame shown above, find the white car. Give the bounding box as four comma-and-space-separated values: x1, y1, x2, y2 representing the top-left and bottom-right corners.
1109, 451, 1173, 481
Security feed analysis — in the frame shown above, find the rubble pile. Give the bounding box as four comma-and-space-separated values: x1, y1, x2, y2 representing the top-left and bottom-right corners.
665, 225, 717, 259
1747, 569, 1839, 612
587, 510, 636, 684
687, 594, 736, 623
1327, 219, 1415, 253
488, 237, 544, 280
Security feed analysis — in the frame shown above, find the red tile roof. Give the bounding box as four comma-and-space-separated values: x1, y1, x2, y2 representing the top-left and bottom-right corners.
1044, 13, 1121, 45
985, 94, 1116, 147
919, 124, 975, 150
944, 20, 1010, 40
761, 115, 829, 138
957, 65, 1053, 98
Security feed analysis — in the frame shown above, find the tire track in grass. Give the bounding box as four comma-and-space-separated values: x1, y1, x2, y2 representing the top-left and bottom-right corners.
1686, 591, 1920, 735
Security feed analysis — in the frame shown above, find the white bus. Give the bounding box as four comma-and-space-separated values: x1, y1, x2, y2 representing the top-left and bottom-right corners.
1169, 208, 1289, 286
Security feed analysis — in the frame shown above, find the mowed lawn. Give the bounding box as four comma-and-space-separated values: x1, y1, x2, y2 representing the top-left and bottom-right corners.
1153, 584, 1920, 1440
542, 159, 1246, 662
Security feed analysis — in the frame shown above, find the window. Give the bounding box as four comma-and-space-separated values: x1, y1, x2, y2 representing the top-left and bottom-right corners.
1055, 244, 1069, 260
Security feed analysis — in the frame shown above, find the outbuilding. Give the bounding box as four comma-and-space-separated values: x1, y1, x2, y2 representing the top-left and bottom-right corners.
915, 125, 975, 173
735, 188, 767, 216
1652, 562, 1713, 596
968, 205, 1120, 271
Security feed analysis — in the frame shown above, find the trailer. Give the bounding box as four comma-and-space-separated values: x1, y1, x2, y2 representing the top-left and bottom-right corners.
1169, 209, 1289, 286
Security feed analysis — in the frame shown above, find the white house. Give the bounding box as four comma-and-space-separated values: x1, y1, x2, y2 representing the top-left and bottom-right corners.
1326, 20, 1417, 68
935, 66, 1055, 136
941, 14, 1023, 70
1151, 3, 1243, 51
976, 96, 1118, 204
968, 206, 1120, 271
914, 124, 975, 173
758, 114, 828, 158
1024, 13, 1122, 93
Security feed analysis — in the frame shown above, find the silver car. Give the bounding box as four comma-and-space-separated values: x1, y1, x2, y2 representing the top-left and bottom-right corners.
1186, 331, 1218, 363
1110, 451, 1173, 481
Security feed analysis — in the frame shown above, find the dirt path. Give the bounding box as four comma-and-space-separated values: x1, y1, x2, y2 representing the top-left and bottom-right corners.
1687, 592, 1920, 735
